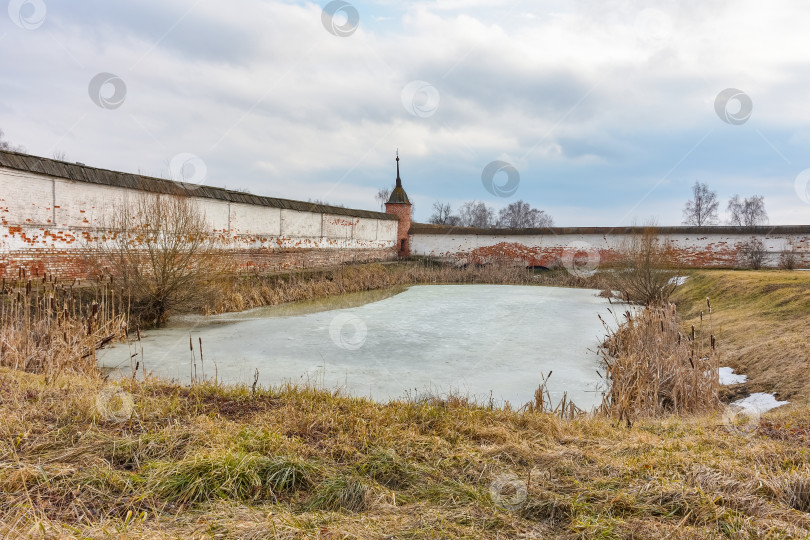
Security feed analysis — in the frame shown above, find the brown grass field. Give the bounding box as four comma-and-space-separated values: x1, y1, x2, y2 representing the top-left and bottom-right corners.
1, 266, 808, 539
672, 270, 810, 404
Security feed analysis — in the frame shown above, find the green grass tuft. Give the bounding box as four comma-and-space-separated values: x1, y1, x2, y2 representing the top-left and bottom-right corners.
148, 451, 315, 504
307, 475, 370, 512
355, 448, 413, 489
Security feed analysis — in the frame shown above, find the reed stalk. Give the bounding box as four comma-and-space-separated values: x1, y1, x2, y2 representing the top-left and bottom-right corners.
597, 299, 719, 423
0, 277, 127, 376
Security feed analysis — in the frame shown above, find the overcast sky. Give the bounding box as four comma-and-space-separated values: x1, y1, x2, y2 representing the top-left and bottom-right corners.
2, 0, 810, 225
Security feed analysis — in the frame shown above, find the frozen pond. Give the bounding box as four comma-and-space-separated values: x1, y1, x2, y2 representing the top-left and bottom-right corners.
100, 285, 616, 410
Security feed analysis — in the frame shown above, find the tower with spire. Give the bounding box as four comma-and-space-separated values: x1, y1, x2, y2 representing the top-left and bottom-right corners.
385, 151, 412, 257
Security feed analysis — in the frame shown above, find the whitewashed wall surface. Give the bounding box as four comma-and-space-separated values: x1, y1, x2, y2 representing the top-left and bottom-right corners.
408, 224, 810, 269
0, 151, 398, 255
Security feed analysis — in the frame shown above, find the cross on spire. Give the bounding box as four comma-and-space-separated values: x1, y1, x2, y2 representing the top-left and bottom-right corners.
395, 150, 401, 187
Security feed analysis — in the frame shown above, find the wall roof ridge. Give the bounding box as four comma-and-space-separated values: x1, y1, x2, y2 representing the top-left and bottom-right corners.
0, 149, 396, 221
408, 223, 810, 235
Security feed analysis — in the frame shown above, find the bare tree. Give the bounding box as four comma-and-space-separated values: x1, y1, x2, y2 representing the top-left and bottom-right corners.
308, 198, 345, 208
682, 181, 719, 226
497, 200, 554, 228
458, 201, 495, 228
727, 195, 768, 226
0, 129, 24, 152
101, 194, 223, 326
375, 188, 391, 211
429, 202, 452, 224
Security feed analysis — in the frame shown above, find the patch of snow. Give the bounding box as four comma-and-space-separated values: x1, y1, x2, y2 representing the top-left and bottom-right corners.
718, 367, 748, 385
668, 276, 688, 285
731, 393, 789, 414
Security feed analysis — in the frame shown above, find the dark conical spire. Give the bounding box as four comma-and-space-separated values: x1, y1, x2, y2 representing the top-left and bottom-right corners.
386, 150, 410, 205
395, 149, 401, 188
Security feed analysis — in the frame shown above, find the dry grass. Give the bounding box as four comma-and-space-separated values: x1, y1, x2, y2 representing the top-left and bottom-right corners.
1, 369, 809, 539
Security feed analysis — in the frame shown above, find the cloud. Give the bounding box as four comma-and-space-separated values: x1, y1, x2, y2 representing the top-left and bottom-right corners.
0, 0, 808, 224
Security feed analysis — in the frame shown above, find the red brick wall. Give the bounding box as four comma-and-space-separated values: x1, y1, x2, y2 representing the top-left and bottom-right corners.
0, 248, 397, 281
408, 230, 810, 269
385, 203, 411, 256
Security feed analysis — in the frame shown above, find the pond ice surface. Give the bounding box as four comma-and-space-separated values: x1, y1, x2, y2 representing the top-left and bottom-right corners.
99, 285, 617, 410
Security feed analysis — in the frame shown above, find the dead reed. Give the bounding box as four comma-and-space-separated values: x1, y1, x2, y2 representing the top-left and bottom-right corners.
597, 299, 720, 423
0, 276, 126, 376
523, 371, 584, 420
209, 259, 613, 317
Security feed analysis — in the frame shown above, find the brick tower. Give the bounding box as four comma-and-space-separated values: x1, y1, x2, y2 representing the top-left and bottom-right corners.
385, 152, 412, 257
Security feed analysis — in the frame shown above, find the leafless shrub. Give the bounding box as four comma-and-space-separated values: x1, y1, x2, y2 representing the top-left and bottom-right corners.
738, 238, 766, 269
609, 225, 678, 306
779, 242, 798, 270
100, 194, 225, 327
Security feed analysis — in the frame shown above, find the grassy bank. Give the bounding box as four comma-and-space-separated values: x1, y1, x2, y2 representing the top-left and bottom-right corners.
672, 270, 810, 403
2, 369, 810, 539
1, 269, 808, 538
